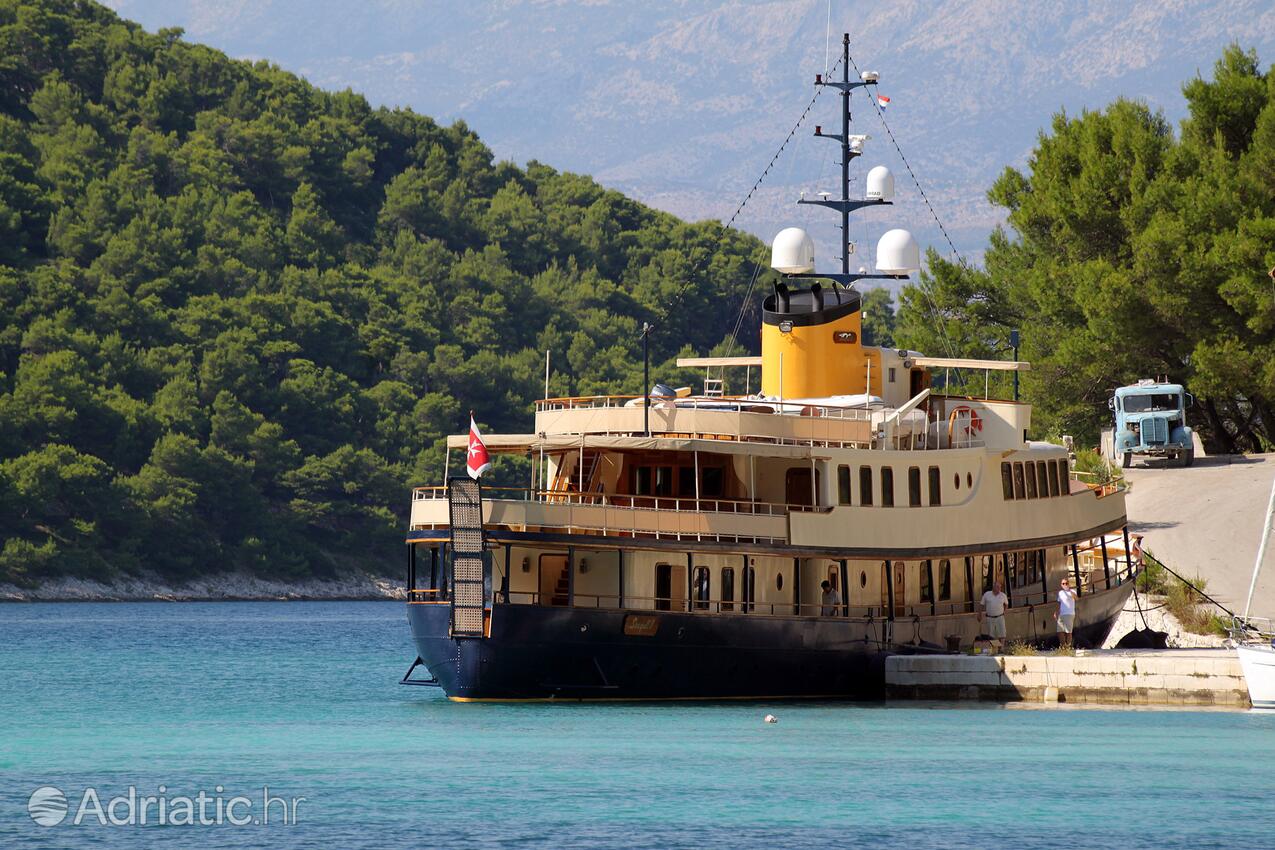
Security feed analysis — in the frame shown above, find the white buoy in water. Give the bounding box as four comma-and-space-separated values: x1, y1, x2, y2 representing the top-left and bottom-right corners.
764, 714, 778, 724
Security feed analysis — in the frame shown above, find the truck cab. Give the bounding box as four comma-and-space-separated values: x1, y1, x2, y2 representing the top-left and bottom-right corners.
1106, 380, 1194, 468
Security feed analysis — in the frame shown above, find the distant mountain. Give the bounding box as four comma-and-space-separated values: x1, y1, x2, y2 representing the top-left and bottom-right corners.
106, 0, 1275, 273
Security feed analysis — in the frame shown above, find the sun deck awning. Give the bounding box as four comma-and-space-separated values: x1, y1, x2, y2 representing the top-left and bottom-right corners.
911, 356, 1031, 371
445, 432, 825, 459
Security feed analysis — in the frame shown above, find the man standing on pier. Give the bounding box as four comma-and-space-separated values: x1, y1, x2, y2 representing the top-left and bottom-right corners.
979, 580, 1009, 650
1056, 576, 1078, 650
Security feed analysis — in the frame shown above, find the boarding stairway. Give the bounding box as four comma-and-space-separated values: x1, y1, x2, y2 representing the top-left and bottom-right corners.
447, 478, 489, 637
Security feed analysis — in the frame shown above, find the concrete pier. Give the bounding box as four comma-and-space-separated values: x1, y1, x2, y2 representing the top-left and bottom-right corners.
886, 648, 1250, 707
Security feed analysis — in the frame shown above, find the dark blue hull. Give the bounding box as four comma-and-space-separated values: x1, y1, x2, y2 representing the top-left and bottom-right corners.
407, 603, 889, 701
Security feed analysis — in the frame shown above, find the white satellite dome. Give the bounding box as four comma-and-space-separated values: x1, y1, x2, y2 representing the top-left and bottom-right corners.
770, 227, 816, 274
876, 229, 920, 274
865, 166, 894, 201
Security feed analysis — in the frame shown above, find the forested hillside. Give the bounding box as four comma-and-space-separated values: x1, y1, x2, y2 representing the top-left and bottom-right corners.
0, 0, 770, 583
895, 46, 1275, 452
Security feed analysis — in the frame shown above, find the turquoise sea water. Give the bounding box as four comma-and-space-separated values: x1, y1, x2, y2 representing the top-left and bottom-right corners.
1, 601, 1273, 849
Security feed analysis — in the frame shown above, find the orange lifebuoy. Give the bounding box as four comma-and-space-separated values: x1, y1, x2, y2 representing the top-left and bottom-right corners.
947, 405, 983, 446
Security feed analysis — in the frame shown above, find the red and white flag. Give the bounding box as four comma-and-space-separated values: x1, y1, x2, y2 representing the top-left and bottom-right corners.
466, 414, 491, 480
877, 95, 890, 109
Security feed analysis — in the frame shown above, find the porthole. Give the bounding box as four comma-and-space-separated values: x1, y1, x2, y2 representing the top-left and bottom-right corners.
953, 472, 960, 490
859, 570, 868, 588
966, 472, 973, 488
776, 573, 784, 591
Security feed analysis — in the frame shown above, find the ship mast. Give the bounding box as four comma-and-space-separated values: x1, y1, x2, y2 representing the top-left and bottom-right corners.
793, 32, 903, 289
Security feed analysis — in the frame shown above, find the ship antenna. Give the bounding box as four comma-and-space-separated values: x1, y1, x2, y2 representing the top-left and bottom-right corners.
795, 33, 902, 289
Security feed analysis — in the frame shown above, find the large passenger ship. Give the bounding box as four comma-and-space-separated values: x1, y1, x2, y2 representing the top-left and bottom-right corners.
402, 35, 1137, 701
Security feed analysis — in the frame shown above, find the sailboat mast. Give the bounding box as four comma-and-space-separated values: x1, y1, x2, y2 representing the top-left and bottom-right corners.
839, 32, 850, 279
1243, 475, 1275, 621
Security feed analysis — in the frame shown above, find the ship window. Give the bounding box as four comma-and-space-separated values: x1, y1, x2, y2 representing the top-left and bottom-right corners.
881, 467, 895, 507
953, 472, 960, 491
859, 466, 874, 506
860, 570, 868, 588
1058, 459, 1069, 493
776, 571, 784, 591
967, 472, 973, 488
920, 561, 933, 603
1007, 552, 1019, 588
838, 465, 851, 505
693, 566, 710, 610
678, 466, 696, 498
745, 566, 756, 612
964, 557, 975, 606
1047, 460, 1060, 497
1036, 462, 1050, 499
888, 367, 897, 383
1025, 461, 1038, 499
908, 467, 922, 507
655, 563, 673, 611
938, 559, 951, 601
982, 555, 994, 591
1001, 463, 1014, 500
928, 466, 941, 506
721, 567, 735, 612
701, 467, 724, 498
1012, 463, 1025, 499
654, 466, 673, 496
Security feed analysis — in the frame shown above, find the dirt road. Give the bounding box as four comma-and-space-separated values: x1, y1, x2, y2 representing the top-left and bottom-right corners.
1124, 454, 1275, 619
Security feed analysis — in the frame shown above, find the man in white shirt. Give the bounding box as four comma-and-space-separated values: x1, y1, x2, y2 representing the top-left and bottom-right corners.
1055, 576, 1078, 650
820, 580, 841, 616
979, 580, 1009, 649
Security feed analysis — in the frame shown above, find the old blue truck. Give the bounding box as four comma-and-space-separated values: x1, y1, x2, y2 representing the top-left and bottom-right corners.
1102, 380, 1194, 468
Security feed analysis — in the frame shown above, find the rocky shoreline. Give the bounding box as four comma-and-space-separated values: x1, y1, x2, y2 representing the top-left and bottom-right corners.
0, 571, 406, 602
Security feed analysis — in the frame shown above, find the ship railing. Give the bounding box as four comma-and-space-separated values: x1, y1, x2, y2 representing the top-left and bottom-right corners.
413, 485, 803, 516
499, 590, 884, 620
536, 394, 874, 420
1229, 616, 1275, 642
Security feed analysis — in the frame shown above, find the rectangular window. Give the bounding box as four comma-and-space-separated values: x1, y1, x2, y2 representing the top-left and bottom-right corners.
928, 466, 941, 506
1047, 459, 1060, 497
701, 467, 724, 498
693, 566, 710, 610
1058, 459, 1070, 493
1025, 461, 1038, 499
859, 466, 874, 506
1008, 552, 1018, 588
908, 467, 922, 507
965, 557, 976, 605
721, 567, 735, 612
654, 466, 673, 497
939, 559, 951, 601
655, 563, 672, 611
982, 555, 994, 591
1012, 463, 1025, 499
1037, 462, 1050, 499
1001, 463, 1014, 500
920, 561, 933, 603
888, 367, 897, 383
678, 466, 696, 498
881, 467, 895, 507
745, 567, 755, 613
633, 466, 651, 496
838, 465, 851, 505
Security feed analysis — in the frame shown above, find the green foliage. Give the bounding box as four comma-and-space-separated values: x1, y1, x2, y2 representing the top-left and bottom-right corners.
0, 1, 771, 582
1071, 448, 1124, 488
896, 45, 1275, 451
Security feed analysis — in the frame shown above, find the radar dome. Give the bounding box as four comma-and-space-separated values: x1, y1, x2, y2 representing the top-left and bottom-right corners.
876, 229, 920, 275
771, 227, 816, 274
865, 166, 894, 201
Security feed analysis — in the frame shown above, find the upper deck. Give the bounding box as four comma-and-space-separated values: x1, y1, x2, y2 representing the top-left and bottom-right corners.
532, 392, 1030, 452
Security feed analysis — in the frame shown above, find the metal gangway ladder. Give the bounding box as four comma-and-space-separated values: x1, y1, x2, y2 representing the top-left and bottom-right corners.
447, 478, 489, 637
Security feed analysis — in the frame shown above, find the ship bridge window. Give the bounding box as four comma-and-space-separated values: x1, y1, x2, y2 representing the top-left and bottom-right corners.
1047, 460, 1060, 497
838, 465, 851, 505
1012, 463, 1026, 499
1025, 462, 1038, 499
881, 467, 895, 507
859, 466, 874, 506
928, 466, 941, 506
1001, 463, 1014, 500
1036, 462, 1050, 499
908, 467, 922, 507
